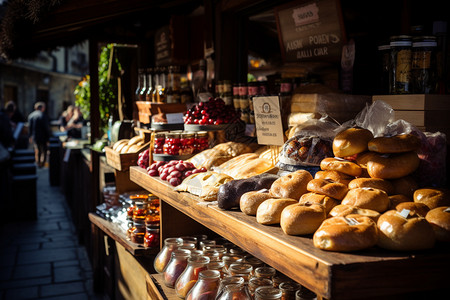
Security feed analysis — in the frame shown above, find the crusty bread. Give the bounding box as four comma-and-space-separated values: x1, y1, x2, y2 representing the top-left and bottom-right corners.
240, 190, 274, 216
280, 203, 326, 235
256, 198, 298, 225
395, 202, 430, 217
414, 188, 450, 210
368, 134, 421, 154
390, 176, 419, 198
320, 158, 362, 177
314, 170, 354, 186
269, 170, 313, 200
306, 179, 348, 200
299, 192, 338, 214
426, 206, 450, 242
366, 152, 420, 179
388, 194, 412, 210
348, 178, 394, 195
342, 187, 390, 213
328, 204, 380, 223
333, 127, 373, 158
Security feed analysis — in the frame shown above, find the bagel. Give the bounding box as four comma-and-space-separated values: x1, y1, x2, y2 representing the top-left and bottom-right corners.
395, 202, 430, 217
256, 198, 298, 225
333, 127, 374, 158
368, 134, 421, 153
388, 194, 412, 210
299, 192, 338, 214
367, 152, 420, 179
320, 157, 362, 177
307, 178, 349, 200
269, 170, 313, 200
414, 188, 450, 210
426, 206, 450, 242
342, 187, 390, 213
280, 202, 327, 235
328, 204, 381, 223
314, 170, 354, 186
348, 178, 394, 195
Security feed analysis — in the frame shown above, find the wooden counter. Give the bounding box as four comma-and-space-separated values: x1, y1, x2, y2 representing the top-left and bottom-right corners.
130, 166, 450, 300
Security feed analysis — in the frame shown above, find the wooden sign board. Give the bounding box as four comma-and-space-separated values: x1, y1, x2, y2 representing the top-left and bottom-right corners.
155, 26, 172, 66
275, 0, 346, 63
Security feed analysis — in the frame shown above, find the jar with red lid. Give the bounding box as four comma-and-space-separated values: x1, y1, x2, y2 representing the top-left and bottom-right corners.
180, 132, 195, 155
153, 132, 165, 154
163, 132, 182, 155
195, 131, 209, 153
144, 226, 160, 248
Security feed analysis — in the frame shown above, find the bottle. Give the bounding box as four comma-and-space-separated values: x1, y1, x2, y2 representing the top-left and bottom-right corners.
145, 67, 154, 102
154, 237, 183, 273
254, 286, 282, 300
166, 66, 175, 103
135, 68, 144, 101
247, 81, 258, 124
152, 67, 161, 103
389, 35, 413, 94
411, 36, 438, 94
216, 281, 252, 300
157, 66, 167, 103
180, 77, 194, 104
163, 249, 191, 288
207, 260, 225, 278
175, 255, 210, 298
185, 270, 221, 300
139, 68, 148, 101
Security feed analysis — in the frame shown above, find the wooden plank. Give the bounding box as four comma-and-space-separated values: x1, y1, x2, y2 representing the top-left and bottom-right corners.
146, 273, 178, 300
373, 94, 450, 110
393, 110, 450, 127
129, 166, 450, 300
89, 212, 158, 256
105, 142, 150, 171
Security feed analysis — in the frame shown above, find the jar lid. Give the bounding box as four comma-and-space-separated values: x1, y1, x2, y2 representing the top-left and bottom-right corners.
249, 277, 273, 287
295, 287, 317, 300
165, 132, 180, 138
180, 236, 198, 244
164, 237, 183, 246
207, 261, 225, 269
133, 219, 146, 226
181, 132, 195, 138
279, 281, 302, 292
172, 249, 191, 257
255, 266, 276, 276
180, 242, 196, 250
188, 255, 210, 264
196, 131, 208, 137
199, 269, 221, 279
229, 263, 253, 274
221, 275, 245, 285
190, 249, 204, 257
255, 286, 282, 299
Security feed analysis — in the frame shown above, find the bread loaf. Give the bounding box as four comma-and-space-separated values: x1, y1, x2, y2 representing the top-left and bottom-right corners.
269, 170, 313, 200
328, 204, 380, 222
368, 134, 421, 153
240, 190, 274, 216
307, 179, 348, 200
341, 187, 390, 213
314, 170, 354, 186
280, 203, 326, 235
414, 188, 450, 210
320, 158, 362, 177
395, 202, 430, 217
256, 198, 298, 225
367, 152, 420, 179
426, 207, 450, 242
333, 127, 373, 158
348, 178, 394, 195
299, 192, 338, 214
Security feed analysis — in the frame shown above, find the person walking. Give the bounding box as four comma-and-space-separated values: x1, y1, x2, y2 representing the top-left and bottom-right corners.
28, 101, 52, 168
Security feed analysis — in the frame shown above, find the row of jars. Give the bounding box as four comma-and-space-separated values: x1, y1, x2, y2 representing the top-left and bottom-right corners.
154, 236, 317, 300
126, 194, 160, 248
154, 131, 209, 156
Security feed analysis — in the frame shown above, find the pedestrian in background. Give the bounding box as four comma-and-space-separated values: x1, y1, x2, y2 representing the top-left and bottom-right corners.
28, 101, 52, 167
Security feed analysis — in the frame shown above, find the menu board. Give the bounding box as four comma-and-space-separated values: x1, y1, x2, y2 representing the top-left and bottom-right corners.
275, 0, 346, 63
155, 26, 172, 66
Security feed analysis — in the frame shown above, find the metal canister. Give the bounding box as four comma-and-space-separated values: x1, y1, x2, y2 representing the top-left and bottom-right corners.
411, 36, 437, 94
389, 35, 412, 94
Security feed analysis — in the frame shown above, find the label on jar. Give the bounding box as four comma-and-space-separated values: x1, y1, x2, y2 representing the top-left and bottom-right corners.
412, 50, 432, 69
395, 49, 412, 84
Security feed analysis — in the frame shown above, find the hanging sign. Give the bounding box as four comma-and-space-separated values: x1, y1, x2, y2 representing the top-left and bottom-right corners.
253, 96, 285, 146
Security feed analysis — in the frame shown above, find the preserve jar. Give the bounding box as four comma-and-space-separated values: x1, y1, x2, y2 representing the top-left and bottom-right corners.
216, 281, 252, 300
255, 267, 276, 280
189, 249, 204, 258
153, 132, 165, 154
199, 239, 216, 250
248, 277, 273, 298
180, 236, 198, 245
195, 131, 209, 153
272, 274, 290, 288
133, 201, 148, 221
203, 249, 220, 262
163, 249, 191, 288
242, 256, 265, 276
185, 270, 221, 300
204, 245, 226, 259
222, 254, 243, 274
163, 132, 182, 155
295, 287, 317, 300
279, 282, 302, 300
254, 286, 282, 300
389, 35, 412, 94
130, 219, 146, 244
154, 237, 183, 273
145, 211, 160, 227
411, 35, 437, 94
228, 263, 253, 281
207, 260, 225, 278
180, 132, 195, 155
216, 276, 244, 299
143, 226, 159, 248
175, 255, 210, 298
180, 242, 197, 251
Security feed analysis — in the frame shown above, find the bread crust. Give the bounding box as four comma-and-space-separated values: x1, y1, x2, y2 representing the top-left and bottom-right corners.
269, 170, 313, 200
368, 134, 421, 153
342, 187, 390, 213
414, 188, 450, 210
307, 178, 349, 200
426, 206, 450, 242
333, 127, 374, 157
280, 203, 326, 235
367, 151, 420, 179
320, 158, 362, 177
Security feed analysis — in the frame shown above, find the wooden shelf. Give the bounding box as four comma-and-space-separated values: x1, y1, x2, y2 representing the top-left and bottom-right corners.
130, 166, 450, 300
89, 212, 159, 256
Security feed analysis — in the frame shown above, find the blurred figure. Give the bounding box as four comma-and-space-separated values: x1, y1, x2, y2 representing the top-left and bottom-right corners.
4, 101, 26, 130
28, 101, 52, 168
0, 109, 14, 150
59, 105, 74, 133
67, 106, 84, 138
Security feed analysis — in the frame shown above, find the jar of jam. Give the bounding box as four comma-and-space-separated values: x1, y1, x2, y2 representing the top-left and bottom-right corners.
411, 36, 437, 94
295, 287, 317, 300
242, 256, 265, 276
144, 226, 160, 248
163, 249, 191, 288
204, 245, 226, 259
222, 254, 243, 274
203, 249, 220, 262
254, 286, 282, 300
228, 263, 253, 281
163, 132, 182, 155
180, 132, 195, 155
145, 211, 160, 227
148, 194, 160, 213
207, 260, 225, 278
130, 219, 146, 244
133, 201, 148, 221
154, 237, 183, 273
249, 277, 273, 298
389, 35, 412, 94
153, 132, 166, 154
175, 255, 210, 298
279, 282, 301, 300
185, 270, 221, 300
216, 280, 252, 300
195, 131, 209, 153
255, 267, 276, 280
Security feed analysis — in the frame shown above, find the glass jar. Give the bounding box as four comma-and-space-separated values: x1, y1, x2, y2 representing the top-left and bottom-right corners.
195, 131, 209, 153
163, 132, 182, 155
295, 287, 317, 300
180, 132, 195, 155
154, 237, 183, 273
222, 254, 243, 274
279, 282, 302, 300
217, 276, 244, 299
203, 249, 220, 262
148, 194, 160, 211
248, 277, 273, 298
204, 245, 226, 259
189, 249, 204, 258
243, 256, 265, 276
255, 286, 282, 300
229, 247, 246, 256
130, 219, 146, 244
199, 239, 216, 250
389, 35, 413, 94
163, 249, 191, 288
153, 132, 165, 154
180, 236, 198, 245
216, 281, 252, 300
132, 200, 148, 221
228, 263, 253, 281
145, 211, 160, 227
175, 256, 211, 298
272, 274, 290, 288
180, 242, 197, 251
411, 36, 437, 94
255, 267, 276, 280
143, 226, 159, 248
185, 270, 221, 300
207, 260, 225, 278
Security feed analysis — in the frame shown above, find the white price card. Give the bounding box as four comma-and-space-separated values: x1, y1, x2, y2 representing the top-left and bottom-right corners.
166, 113, 184, 124
253, 96, 285, 146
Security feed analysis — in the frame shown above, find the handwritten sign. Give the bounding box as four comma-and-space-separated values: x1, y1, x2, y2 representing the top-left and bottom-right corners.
253, 96, 285, 146
155, 26, 172, 66
275, 0, 346, 63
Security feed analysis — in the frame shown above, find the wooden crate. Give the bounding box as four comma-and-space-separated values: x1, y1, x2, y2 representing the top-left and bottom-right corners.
135, 101, 187, 124
105, 142, 150, 171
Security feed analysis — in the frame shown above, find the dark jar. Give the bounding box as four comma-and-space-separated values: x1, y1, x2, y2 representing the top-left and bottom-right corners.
411, 36, 437, 94
389, 35, 412, 94
130, 220, 146, 244
143, 226, 159, 248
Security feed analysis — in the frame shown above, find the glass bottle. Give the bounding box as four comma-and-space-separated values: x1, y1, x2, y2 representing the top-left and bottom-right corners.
139, 68, 148, 101
222, 254, 243, 274
166, 66, 175, 103
249, 277, 273, 298
199, 239, 216, 250
279, 282, 302, 300
216, 281, 252, 300
203, 245, 226, 259
154, 237, 183, 273
145, 67, 154, 102
135, 68, 144, 101
130, 219, 146, 244
180, 236, 198, 246
207, 260, 225, 278
143, 226, 159, 248
185, 270, 221, 300
157, 66, 167, 103
163, 249, 191, 288
175, 255, 210, 299
295, 287, 317, 300
152, 67, 161, 103
254, 286, 282, 300
203, 249, 220, 262
242, 256, 265, 276
389, 35, 413, 94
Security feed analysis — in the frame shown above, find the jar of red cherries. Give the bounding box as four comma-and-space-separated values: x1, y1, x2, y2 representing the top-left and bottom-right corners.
195, 131, 209, 153
163, 132, 182, 155
153, 132, 165, 154
180, 132, 195, 155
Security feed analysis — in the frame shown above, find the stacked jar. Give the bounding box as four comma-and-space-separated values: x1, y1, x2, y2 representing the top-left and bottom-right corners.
180, 132, 195, 155
195, 131, 209, 153
153, 132, 165, 154
144, 194, 160, 248
163, 132, 182, 155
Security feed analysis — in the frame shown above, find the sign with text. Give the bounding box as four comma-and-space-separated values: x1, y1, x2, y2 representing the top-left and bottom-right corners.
155, 26, 172, 66
275, 0, 346, 63
254, 96, 285, 146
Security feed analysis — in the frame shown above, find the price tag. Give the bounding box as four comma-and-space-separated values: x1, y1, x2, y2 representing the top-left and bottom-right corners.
398, 209, 411, 219
344, 217, 360, 226
166, 113, 184, 124
444, 207, 450, 213
63, 148, 71, 163
253, 96, 285, 146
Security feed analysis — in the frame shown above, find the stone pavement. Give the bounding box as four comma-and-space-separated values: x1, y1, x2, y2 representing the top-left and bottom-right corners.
0, 166, 105, 300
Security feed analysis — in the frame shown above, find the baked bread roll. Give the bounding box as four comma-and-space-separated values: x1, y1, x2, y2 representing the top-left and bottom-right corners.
306, 179, 348, 200
299, 192, 338, 214
414, 188, 450, 210
366, 151, 420, 179
395, 202, 430, 217
240, 190, 274, 216
377, 210, 435, 251
314, 170, 354, 186
348, 178, 394, 195
426, 207, 450, 242
328, 204, 381, 222
269, 170, 313, 200
388, 194, 412, 210
341, 187, 390, 213
320, 158, 362, 177
256, 198, 298, 225
390, 176, 418, 198
355, 151, 377, 168
333, 127, 373, 158
368, 134, 421, 153
313, 216, 378, 252
281, 202, 326, 235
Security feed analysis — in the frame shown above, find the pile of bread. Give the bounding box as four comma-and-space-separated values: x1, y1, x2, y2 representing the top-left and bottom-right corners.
111, 136, 147, 154
230, 127, 450, 252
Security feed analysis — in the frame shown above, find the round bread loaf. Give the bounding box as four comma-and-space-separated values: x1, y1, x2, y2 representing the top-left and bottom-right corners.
377, 210, 435, 251
414, 188, 450, 210
341, 187, 390, 213
269, 170, 313, 200
280, 203, 326, 235
306, 179, 348, 200
355, 151, 377, 168
367, 151, 420, 179
299, 192, 338, 214
426, 206, 450, 242
348, 178, 394, 195
256, 198, 298, 225
314, 170, 354, 186
240, 190, 274, 216
368, 134, 421, 153
390, 176, 418, 198
395, 202, 430, 217
320, 158, 362, 177
388, 194, 412, 210
328, 204, 381, 222
313, 216, 378, 252
333, 127, 374, 158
